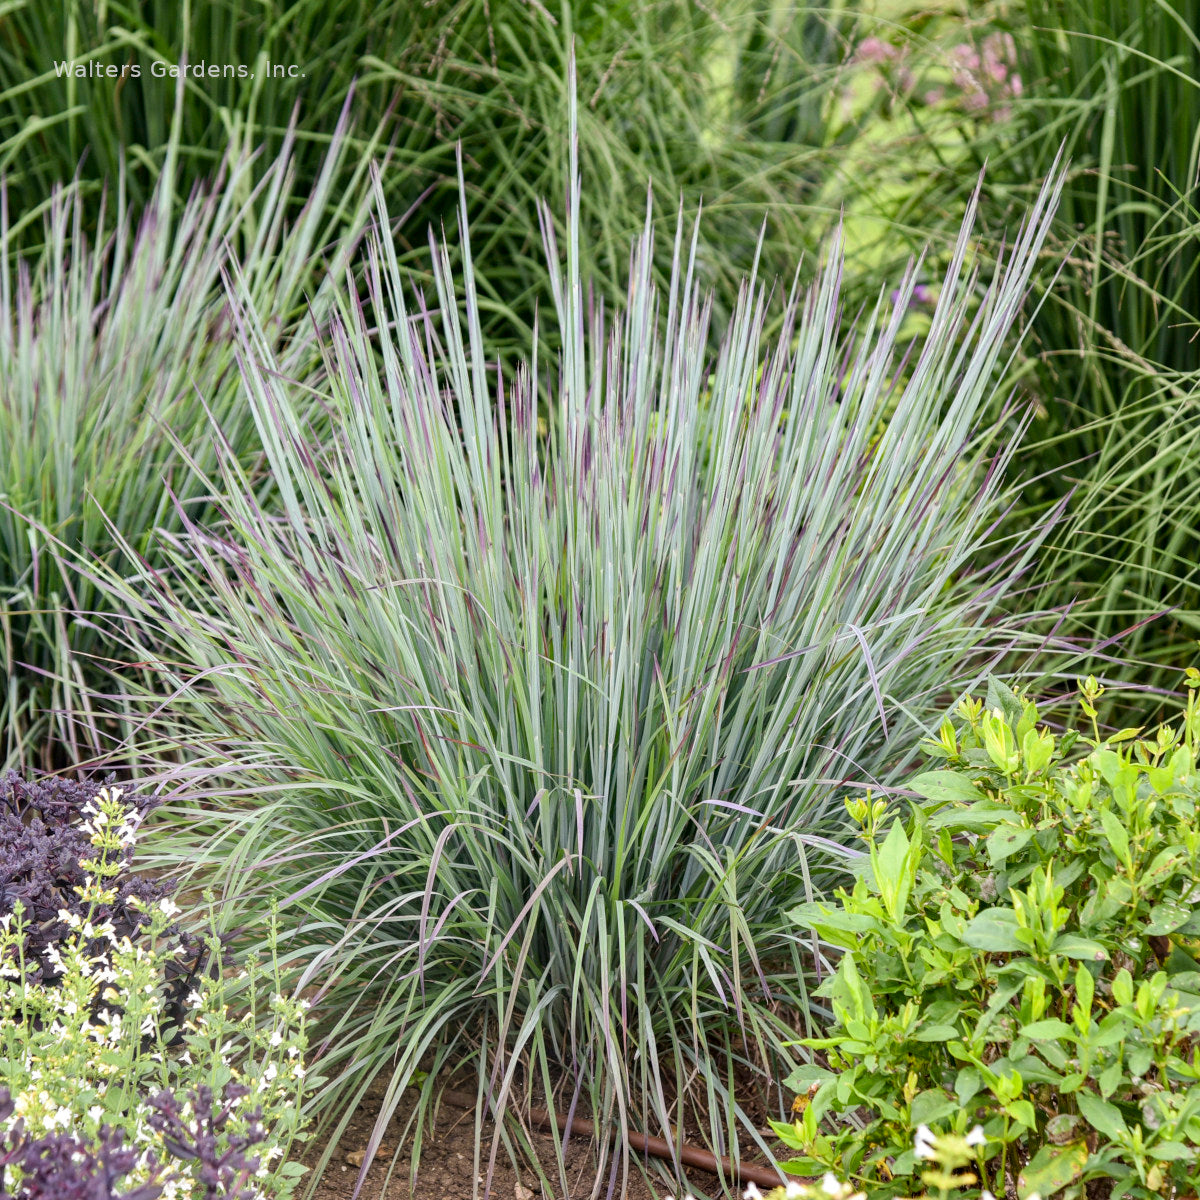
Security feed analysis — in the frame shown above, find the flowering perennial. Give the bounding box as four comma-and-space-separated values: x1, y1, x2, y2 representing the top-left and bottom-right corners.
0, 780, 311, 1198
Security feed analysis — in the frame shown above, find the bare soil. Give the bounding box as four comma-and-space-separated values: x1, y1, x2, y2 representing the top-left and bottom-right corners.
298, 1083, 761, 1200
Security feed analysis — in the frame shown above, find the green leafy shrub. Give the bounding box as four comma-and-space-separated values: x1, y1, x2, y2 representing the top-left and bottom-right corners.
0, 783, 313, 1198
86, 95, 1064, 1193
748, 1127, 983, 1199
782, 670, 1200, 1198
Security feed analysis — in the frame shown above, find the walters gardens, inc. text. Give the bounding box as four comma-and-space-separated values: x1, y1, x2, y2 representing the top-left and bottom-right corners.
53, 59, 305, 79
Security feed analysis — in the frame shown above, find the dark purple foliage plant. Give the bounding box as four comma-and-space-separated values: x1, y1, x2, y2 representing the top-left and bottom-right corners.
0, 771, 167, 984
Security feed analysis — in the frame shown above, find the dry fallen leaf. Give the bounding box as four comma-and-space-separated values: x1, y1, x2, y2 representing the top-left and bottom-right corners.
344, 1146, 389, 1169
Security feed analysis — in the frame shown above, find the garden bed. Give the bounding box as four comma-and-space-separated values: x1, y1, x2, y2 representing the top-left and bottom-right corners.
302, 1083, 662, 1200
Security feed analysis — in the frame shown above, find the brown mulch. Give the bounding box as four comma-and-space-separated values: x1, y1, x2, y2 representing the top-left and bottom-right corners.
296, 1082, 777, 1200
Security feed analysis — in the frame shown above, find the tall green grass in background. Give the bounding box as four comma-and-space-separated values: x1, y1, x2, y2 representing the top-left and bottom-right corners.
0, 0, 404, 229
369, 0, 855, 354
1012, 0, 1200, 707
90, 103, 1062, 1191
841, 0, 1200, 719
6, 1, 1200, 739
1, 0, 853, 354
0, 125, 370, 769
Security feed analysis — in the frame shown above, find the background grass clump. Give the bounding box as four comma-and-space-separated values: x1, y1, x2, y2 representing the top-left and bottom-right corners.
1012, 0, 1200, 704
839, 0, 1200, 721
0, 126, 370, 770
1, 0, 856, 358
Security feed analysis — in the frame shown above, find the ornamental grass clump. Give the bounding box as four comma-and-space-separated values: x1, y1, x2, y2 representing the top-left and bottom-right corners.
93, 99, 1063, 1195
783, 670, 1200, 1198
0, 119, 370, 770
0, 783, 312, 1199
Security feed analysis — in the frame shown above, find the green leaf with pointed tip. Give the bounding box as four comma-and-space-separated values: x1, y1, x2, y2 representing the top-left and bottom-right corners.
961, 908, 1025, 952
986, 676, 1024, 727
1099, 809, 1130, 866
783, 1063, 835, 1092
955, 1066, 982, 1105
908, 770, 985, 805
1076, 1091, 1127, 1140
1051, 934, 1109, 961
875, 817, 915, 921
987, 823, 1034, 866
1145, 900, 1191, 935
1020, 1018, 1076, 1040
1149, 1141, 1193, 1162
910, 1089, 958, 1125
914, 1023, 959, 1042
1017, 1140, 1088, 1197
928, 803, 1013, 830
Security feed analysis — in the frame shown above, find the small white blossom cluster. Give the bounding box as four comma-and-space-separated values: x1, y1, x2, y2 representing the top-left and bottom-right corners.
79, 787, 141, 849
740, 1176, 865, 1200
913, 1122, 985, 1160
737, 1125, 995, 1200
0, 788, 312, 1198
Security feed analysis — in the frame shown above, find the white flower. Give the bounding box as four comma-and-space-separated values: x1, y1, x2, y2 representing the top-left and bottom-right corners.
743, 1186, 764, 1200
913, 1123, 937, 1160
822, 1174, 843, 1196
787, 1184, 806, 1198
981, 1192, 997, 1200
965, 1124, 986, 1147
159, 898, 181, 918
